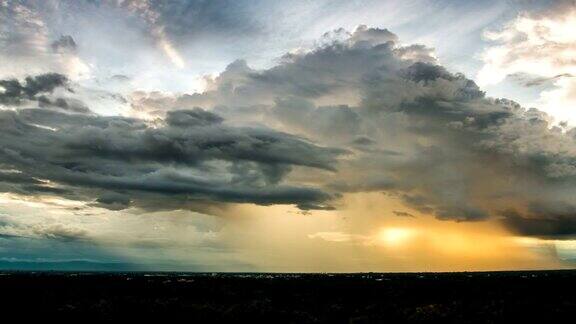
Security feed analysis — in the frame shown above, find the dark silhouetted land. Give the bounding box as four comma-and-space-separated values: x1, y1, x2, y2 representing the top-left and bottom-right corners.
2, 270, 575, 323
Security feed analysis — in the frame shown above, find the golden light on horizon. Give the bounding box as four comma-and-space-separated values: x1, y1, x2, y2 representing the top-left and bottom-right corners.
216, 193, 568, 273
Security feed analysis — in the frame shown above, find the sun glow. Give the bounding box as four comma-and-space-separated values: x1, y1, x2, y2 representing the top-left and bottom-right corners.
379, 227, 417, 246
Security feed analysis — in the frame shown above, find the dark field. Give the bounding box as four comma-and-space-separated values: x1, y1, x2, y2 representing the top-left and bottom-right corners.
2, 270, 576, 323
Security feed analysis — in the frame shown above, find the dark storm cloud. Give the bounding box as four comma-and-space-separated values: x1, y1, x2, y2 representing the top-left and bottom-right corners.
0, 73, 68, 105
0, 171, 42, 185
501, 207, 576, 238
0, 105, 340, 211
166, 108, 224, 127
92, 192, 132, 211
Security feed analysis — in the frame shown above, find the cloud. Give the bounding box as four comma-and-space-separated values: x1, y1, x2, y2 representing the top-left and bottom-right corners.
51, 35, 77, 54
307, 231, 369, 244
477, 1, 576, 124
3, 24, 576, 239
165, 108, 224, 127
140, 25, 576, 235
110, 0, 274, 69
393, 210, 415, 218
0, 215, 88, 242
32, 224, 89, 242
129, 25, 438, 117
114, 0, 187, 68
501, 206, 576, 239
0, 99, 341, 211
508, 72, 574, 87
92, 192, 131, 211
0, 2, 91, 79
0, 73, 90, 114
0, 73, 68, 105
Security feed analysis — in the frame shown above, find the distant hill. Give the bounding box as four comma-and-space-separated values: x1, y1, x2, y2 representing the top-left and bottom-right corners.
0, 260, 146, 272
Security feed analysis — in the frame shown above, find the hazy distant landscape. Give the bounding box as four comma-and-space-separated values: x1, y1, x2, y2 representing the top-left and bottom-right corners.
2, 270, 575, 323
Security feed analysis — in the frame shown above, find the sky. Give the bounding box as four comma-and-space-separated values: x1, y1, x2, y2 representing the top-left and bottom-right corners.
1, 0, 576, 272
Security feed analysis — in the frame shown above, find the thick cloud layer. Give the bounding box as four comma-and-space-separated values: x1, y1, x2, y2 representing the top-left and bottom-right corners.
128, 26, 576, 238
3, 25, 576, 238
0, 103, 341, 211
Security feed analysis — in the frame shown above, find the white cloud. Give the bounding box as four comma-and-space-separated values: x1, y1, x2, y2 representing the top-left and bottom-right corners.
478, 4, 576, 124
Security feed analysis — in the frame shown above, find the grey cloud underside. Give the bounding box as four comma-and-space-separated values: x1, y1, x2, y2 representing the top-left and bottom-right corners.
0, 72, 89, 114
0, 98, 341, 211
502, 203, 576, 239
0, 73, 68, 105
130, 26, 576, 237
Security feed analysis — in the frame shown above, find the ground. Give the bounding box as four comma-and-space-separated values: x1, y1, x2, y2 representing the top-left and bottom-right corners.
1, 270, 575, 323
